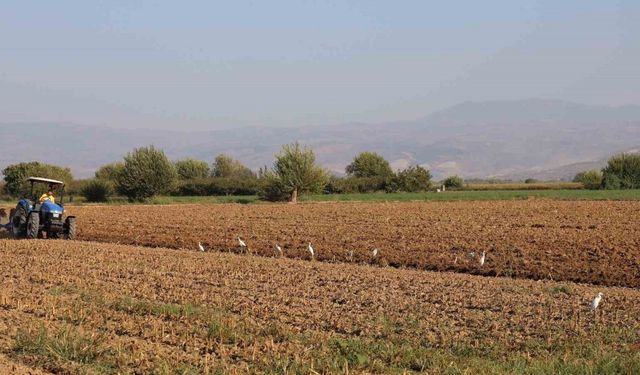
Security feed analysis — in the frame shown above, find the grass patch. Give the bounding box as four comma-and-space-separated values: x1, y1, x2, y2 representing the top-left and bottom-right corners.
111, 296, 202, 320
301, 189, 640, 202
13, 325, 116, 373
465, 182, 584, 190
300, 334, 640, 375
248, 321, 640, 374
46, 284, 81, 297
548, 284, 573, 295
52, 188, 640, 206
206, 314, 250, 345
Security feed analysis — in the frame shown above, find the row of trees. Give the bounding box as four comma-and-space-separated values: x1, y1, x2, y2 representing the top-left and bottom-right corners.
128, 145, 432, 202
1, 145, 437, 203
4, 149, 639, 203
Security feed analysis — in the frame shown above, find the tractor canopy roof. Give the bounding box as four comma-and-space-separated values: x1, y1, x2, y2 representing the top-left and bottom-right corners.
27, 177, 65, 186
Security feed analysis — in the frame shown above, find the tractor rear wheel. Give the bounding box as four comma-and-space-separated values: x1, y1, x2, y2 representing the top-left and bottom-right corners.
10, 207, 26, 239
64, 217, 76, 240
26, 212, 39, 239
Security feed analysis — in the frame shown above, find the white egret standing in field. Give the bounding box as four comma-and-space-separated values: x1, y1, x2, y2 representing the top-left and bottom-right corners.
275, 244, 283, 257
372, 248, 379, 258
308, 243, 315, 260
238, 237, 247, 253
590, 292, 603, 311
198, 242, 205, 252
479, 251, 486, 266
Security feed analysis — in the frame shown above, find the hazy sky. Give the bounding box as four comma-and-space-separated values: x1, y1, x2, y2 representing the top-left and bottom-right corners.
1, 0, 638, 130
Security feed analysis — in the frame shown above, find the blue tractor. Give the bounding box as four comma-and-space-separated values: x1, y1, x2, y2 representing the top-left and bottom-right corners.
8, 177, 76, 240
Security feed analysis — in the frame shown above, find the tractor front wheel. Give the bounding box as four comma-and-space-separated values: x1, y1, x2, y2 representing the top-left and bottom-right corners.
64, 217, 76, 240
26, 212, 39, 239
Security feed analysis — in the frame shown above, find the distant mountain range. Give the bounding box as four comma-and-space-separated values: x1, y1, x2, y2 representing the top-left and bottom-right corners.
1, 99, 639, 180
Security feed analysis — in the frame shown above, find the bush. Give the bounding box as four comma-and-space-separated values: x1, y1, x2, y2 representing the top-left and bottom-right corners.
388, 165, 432, 192
2, 162, 74, 198
601, 153, 640, 190
573, 170, 603, 190
95, 162, 124, 182
258, 172, 291, 202
171, 177, 261, 196
324, 176, 388, 194
81, 179, 113, 202
116, 146, 177, 201
601, 174, 622, 190
323, 176, 345, 194
443, 175, 464, 189
212, 154, 255, 179
174, 159, 210, 180
65, 179, 89, 202
524, 178, 538, 184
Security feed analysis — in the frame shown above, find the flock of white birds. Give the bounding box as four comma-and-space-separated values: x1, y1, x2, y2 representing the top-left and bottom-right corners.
196, 239, 604, 311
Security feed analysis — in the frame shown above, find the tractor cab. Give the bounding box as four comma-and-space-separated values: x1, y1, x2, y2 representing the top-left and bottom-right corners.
9, 177, 76, 240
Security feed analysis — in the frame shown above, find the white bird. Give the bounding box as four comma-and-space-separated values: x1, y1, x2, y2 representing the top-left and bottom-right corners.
348, 249, 354, 260
198, 242, 205, 252
308, 243, 315, 259
479, 251, 486, 266
238, 237, 247, 248
275, 244, 283, 256
590, 292, 603, 311
372, 248, 379, 258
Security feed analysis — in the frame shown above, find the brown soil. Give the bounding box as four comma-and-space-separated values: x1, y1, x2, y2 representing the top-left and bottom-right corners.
66, 200, 640, 288
0, 240, 637, 373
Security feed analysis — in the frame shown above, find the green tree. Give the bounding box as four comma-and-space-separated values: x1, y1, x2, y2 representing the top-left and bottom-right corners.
443, 175, 465, 189
174, 159, 210, 180
116, 146, 177, 201
388, 165, 432, 192
261, 143, 328, 203
95, 162, 125, 182
2, 161, 73, 197
343, 152, 393, 192
573, 170, 603, 190
212, 154, 255, 179
601, 153, 640, 189
345, 152, 393, 178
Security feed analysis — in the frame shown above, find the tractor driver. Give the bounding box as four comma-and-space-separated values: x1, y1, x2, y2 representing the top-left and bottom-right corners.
39, 185, 56, 204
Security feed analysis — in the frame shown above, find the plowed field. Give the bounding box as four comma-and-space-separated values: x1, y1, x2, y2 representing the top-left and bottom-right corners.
67, 200, 640, 288
0, 240, 638, 374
